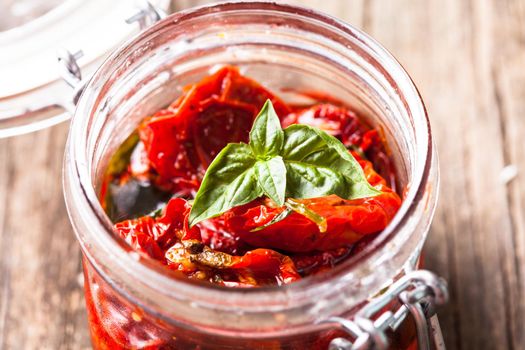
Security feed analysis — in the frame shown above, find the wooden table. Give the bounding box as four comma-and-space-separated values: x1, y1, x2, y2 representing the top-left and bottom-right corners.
1, 1, 524, 349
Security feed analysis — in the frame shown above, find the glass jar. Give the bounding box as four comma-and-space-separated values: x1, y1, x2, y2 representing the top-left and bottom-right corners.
63, 2, 443, 349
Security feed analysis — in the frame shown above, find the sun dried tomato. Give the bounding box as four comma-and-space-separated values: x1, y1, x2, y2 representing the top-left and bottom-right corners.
138, 66, 290, 194
115, 197, 300, 287
283, 104, 365, 146
114, 216, 165, 260
166, 241, 300, 287
291, 246, 353, 276
220, 67, 290, 117
114, 198, 199, 258
225, 157, 401, 253
191, 98, 256, 167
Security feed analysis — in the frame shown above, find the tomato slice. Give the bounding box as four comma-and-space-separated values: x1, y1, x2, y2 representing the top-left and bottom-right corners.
283, 104, 365, 146
138, 109, 202, 194
225, 158, 401, 253
138, 66, 289, 193
114, 216, 165, 260
138, 68, 231, 192
191, 98, 256, 167
165, 240, 300, 287
228, 249, 300, 286
220, 67, 290, 117
114, 198, 199, 259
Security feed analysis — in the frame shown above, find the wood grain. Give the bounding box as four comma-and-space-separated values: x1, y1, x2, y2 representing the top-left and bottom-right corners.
0, 124, 91, 349
1, 1, 525, 349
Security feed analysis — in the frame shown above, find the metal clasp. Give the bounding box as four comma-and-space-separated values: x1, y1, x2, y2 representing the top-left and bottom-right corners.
57, 49, 86, 108
125, 0, 166, 30
57, 1, 165, 108
323, 270, 448, 350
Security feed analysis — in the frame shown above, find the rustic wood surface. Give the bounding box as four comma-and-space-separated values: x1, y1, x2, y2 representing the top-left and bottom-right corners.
1, 1, 524, 349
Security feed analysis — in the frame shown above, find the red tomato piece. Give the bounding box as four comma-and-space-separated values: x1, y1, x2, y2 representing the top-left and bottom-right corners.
227, 249, 301, 286
114, 217, 165, 260
138, 108, 202, 194
157, 197, 201, 242
138, 66, 289, 192
282, 104, 365, 146
114, 198, 200, 259
198, 216, 247, 255
291, 246, 353, 276
191, 98, 257, 167
220, 67, 290, 117
225, 159, 401, 253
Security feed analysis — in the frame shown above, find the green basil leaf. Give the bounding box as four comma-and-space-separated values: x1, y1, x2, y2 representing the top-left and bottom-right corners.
255, 156, 286, 205
249, 100, 284, 157
189, 100, 381, 227
285, 161, 348, 198
189, 143, 262, 226
282, 124, 380, 199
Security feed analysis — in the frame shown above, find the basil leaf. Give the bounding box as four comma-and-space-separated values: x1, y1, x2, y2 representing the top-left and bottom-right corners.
283, 125, 380, 199
285, 161, 348, 198
249, 100, 284, 157
189, 100, 381, 227
255, 156, 286, 206
189, 143, 262, 226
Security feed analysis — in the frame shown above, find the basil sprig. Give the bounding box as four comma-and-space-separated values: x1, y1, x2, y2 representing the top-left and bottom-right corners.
188, 100, 380, 227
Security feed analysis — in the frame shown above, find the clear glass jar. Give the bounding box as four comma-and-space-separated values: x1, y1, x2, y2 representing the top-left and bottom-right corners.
63, 2, 440, 349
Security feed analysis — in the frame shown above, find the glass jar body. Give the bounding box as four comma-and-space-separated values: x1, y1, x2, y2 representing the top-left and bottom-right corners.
63, 2, 438, 349
84, 257, 334, 349
83, 256, 420, 349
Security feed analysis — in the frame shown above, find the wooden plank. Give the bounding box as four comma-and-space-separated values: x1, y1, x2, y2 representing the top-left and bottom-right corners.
364, 1, 519, 349
490, 0, 525, 348
0, 136, 9, 349
0, 124, 91, 350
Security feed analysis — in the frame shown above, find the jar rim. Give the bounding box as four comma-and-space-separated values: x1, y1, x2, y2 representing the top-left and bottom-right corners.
65, 0, 434, 323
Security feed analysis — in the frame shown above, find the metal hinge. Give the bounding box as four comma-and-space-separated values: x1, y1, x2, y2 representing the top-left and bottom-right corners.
322, 270, 448, 350
57, 1, 165, 107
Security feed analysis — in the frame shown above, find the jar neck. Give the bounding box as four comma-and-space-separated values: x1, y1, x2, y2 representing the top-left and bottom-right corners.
64, 1, 436, 335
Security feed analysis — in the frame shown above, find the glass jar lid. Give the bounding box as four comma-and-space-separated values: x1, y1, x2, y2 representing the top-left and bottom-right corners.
0, 0, 170, 137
